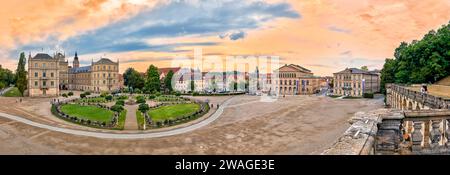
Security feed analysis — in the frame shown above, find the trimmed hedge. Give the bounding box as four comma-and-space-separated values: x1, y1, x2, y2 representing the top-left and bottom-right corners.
363, 93, 374, 98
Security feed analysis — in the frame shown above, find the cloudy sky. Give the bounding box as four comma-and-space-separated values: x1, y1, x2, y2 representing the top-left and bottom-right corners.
0, 0, 449, 76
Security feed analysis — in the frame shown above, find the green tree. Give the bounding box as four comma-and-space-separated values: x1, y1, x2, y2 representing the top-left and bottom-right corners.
360, 66, 368, 71
164, 70, 174, 93
123, 68, 144, 90
144, 65, 160, 93
380, 59, 396, 94
15, 52, 27, 96
380, 22, 450, 87
138, 103, 150, 113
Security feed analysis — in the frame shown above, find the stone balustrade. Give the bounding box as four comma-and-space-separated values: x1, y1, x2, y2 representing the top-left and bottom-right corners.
386, 84, 450, 110
376, 110, 450, 154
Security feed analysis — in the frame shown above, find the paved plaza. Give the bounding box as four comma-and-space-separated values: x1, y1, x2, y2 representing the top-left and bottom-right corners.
0, 95, 383, 154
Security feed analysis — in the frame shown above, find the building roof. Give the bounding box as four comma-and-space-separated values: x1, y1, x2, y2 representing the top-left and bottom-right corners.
334, 68, 378, 75
32, 53, 53, 60
277, 64, 312, 73
159, 67, 181, 75
69, 66, 91, 73
94, 58, 116, 64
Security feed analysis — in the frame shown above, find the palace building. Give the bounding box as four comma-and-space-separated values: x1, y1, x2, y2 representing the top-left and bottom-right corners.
333, 68, 380, 97
274, 64, 325, 95
28, 52, 120, 97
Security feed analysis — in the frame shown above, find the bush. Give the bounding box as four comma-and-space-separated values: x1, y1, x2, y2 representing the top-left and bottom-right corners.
138, 103, 150, 113
118, 95, 128, 100
135, 88, 142, 94
148, 94, 156, 99
136, 96, 146, 104
105, 95, 113, 101
192, 92, 200, 96
116, 100, 125, 106
68, 92, 74, 96
100, 92, 108, 97
62, 93, 68, 98
85, 91, 91, 96
175, 92, 181, 97
155, 92, 162, 97
80, 93, 86, 98
363, 93, 374, 98
123, 88, 130, 93
111, 104, 124, 112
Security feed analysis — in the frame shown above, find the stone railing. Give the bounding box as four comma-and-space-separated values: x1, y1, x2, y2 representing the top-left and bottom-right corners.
387, 84, 450, 109
375, 110, 450, 155
324, 108, 450, 155
322, 109, 388, 155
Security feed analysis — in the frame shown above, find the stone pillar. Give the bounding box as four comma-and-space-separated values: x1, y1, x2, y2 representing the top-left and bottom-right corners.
411, 121, 423, 152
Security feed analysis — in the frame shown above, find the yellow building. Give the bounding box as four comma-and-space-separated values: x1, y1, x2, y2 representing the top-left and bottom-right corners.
333, 68, 380, 97
28, 53, 60, 97
28, 52, 121, 97
69, 56, 120, 92
274, 64, 324, 95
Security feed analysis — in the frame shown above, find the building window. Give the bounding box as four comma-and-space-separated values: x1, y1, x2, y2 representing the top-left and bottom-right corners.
35, 81, 38, 87
103, 66, 106, 70
35, 72, 38, 77
43, 72, 46, 77
51, 81, 54, 86
51, 73, 54, 77
109, 66, 111, 70
103, 73, 105, 78
103, 80, 106, 84
34, 63, 38, 68
42, 63, 46, 68
43, 81, 46, 86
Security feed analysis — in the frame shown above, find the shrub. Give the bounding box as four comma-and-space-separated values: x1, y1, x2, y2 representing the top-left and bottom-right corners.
123, 88, 130, 93
100, 92, 108, 97
136, 96, 146, 104
111, 104, 124, 112
175, 92, 181, 97
68, 92, 74, 96
116, 100, 125, 106
85, 91, 91, 96
148, 94, 156, 99
80, 93, 86, 98
135, 88, 142, 94
138, 103, 150, 113
118, 95, 128, 100
363, 93, 374, 99
62, 93, 68, 98
105, 95, 113, 101
155, 92, 162, 97
192, 92, 200, 96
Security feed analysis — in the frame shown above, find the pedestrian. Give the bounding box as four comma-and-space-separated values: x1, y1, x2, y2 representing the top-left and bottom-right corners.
217, 104, 220, 108
20, 98, 22, 103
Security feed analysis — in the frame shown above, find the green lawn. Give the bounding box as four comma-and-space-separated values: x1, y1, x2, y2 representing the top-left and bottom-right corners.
60, 104, 114, 123
2, 87, 22, 97
148, 103, 200, 122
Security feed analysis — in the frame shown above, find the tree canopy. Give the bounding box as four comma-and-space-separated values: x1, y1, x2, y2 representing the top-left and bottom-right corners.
0, 66, 15, 89
15, 52, 27, 96
380, 22, 450, 93
123, 68, 144, 90
144, 65, 160, 93
164, 70, 174, 92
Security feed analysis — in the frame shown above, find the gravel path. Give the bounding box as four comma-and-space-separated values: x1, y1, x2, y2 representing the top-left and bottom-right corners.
124, 105, 139, 130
